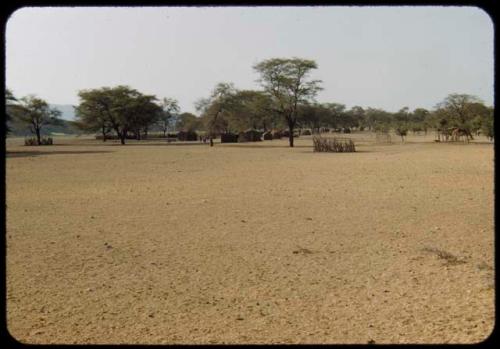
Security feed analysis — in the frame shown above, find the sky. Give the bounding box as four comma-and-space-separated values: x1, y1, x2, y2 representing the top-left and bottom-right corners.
5, 6, 494, 115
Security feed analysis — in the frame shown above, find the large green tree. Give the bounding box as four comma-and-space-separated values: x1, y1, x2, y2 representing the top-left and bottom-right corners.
253, 57, 322, 147
75, 86, 162, 144
14, 95, 63, 145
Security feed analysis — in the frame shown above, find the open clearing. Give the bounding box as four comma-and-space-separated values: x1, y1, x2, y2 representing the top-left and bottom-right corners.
6, 133, 494, 344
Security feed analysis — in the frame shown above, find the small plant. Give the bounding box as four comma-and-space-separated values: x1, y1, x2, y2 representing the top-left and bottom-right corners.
313, 136, 355, 152
421, 246, 467, 266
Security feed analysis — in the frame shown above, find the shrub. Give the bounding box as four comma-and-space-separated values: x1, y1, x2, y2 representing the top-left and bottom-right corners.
302, 129, 312, 135
24, 137, 53, 146
312, 136, 355, 152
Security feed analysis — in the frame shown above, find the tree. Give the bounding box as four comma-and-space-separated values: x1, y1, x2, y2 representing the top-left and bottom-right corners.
226, 90, 278, 131
365, 108, 392, 131
5, 88, 19, 135
157, 98, 180, 137
410, 108, 430, 134
176, 112, 202, 132
75, 86, 162, 144
297, 103, 328, 133
253, 57, 322, 147
346, 106, 365, 130
433, 93, 484, 139
480, 106, 494, 140
14, 95, 63, 145
75, 89, 113, 141
196, 82, 237, 146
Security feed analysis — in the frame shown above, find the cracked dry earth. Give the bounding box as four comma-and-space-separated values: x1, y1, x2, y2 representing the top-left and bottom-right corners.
6, 133, 494, 344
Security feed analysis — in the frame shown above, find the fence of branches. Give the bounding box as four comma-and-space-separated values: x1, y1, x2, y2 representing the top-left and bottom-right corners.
312, 136, 356, 152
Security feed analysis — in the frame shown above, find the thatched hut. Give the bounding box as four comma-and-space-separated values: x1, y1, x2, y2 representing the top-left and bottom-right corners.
272, 130, 282, 139
281, 130, 299, 138
220, 132, 239, 143
238, 129, 263, 142
262, 131, 273, 140
177, 131, 198, 141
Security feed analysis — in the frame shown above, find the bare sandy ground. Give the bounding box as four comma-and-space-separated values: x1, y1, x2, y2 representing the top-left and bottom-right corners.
6, 132, 494, 344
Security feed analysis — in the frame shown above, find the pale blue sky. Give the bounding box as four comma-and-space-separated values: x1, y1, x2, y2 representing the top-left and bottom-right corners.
6, 6, 494, 114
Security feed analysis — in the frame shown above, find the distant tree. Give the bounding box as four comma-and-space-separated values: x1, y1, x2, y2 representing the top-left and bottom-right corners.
392, 107, 411, 142
297, 103, 328, 133
75, 86, 162, 144
196, 82, 237, 146
433, 93, 485, 139
365, 108, 392, 131
157, 98, 180, 137
227, 90, 277, 131
126, 93, 163, 140
410, 108, 430, 134
253, 57, 322, 147
346, 106, 365, 130
75, 89, 113, 141
5, 88, 19, 135
14, 95, 63, 145
176, 112, 202, 132
324, 103, 349, 129
480, 106, 494, 141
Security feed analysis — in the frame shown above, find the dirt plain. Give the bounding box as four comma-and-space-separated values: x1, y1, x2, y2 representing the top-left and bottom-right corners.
5, 132, 495, 344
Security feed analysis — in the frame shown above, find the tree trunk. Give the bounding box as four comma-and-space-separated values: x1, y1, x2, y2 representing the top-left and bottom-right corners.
119, 130, 127, 145
288, 124, 294, 147
35, 127, 41, 145
102, 125, 107, 142
163, 129, 167, 138
209, 137, 214, 147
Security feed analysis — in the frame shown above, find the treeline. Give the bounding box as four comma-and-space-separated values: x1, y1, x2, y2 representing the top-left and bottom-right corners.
5, 57, 494, 146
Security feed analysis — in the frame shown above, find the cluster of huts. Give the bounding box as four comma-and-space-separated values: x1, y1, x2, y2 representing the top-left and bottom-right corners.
96, 128, 354, 142
219, 129, 302, 143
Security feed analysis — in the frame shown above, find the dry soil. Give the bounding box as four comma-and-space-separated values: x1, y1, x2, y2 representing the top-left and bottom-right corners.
5, 132, 495, 344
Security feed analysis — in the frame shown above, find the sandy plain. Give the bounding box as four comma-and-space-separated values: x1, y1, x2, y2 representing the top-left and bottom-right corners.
5, 132, 495, 344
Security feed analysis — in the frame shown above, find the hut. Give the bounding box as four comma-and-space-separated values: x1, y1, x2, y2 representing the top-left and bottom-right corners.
220, 132, 239, 143
177, 131, 198, 141
281, 130, 299, 138
272, 130, 282, 139
262, 131, 273, 140
238, 129, 263, 142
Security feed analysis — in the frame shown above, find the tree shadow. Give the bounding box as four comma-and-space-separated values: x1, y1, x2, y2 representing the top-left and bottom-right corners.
6, 150, 114, 158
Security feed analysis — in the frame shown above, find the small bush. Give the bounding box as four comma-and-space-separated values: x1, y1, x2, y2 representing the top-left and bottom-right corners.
302, 129, 312, 135
312, 136, 355, 152
24, 137, 53, 146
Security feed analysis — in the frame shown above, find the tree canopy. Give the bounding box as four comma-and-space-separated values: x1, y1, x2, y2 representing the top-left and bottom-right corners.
254, 57, 322, 147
